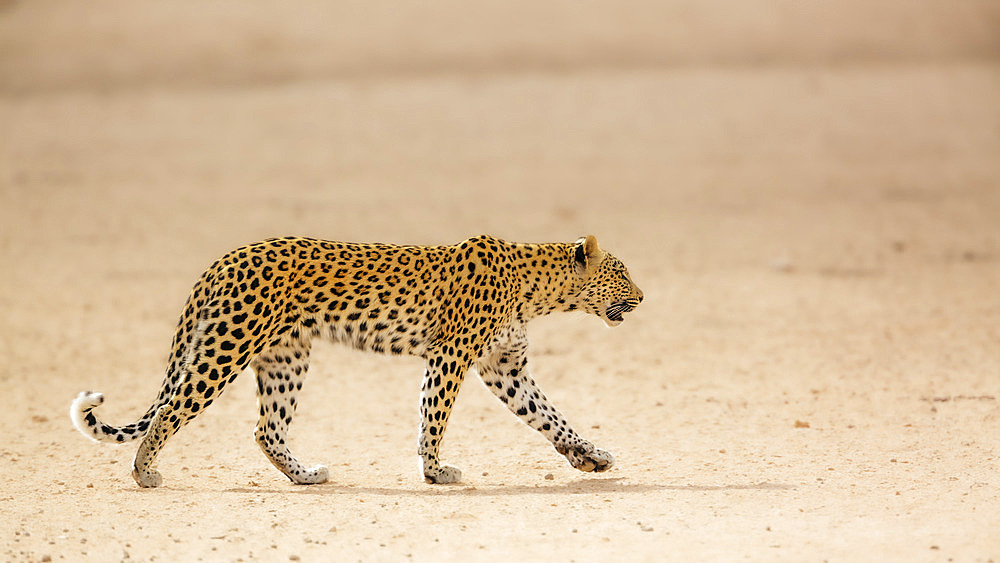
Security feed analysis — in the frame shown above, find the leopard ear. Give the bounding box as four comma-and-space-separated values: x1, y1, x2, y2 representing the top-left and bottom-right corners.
574, 235, 603, 271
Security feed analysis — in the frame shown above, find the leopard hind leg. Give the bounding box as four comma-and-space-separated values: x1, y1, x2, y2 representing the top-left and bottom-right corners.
132, 305, 261, 487
251, 337, 328, 485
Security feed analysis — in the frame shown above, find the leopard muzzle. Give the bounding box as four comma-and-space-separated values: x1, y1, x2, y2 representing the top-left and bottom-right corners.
605, 298, 641, 324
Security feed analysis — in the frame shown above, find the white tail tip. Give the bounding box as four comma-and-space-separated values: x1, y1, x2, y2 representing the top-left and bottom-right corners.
70, 391, 106, 442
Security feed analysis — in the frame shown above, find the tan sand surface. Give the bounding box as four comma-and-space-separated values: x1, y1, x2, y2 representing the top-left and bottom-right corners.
1, 1, 999, 561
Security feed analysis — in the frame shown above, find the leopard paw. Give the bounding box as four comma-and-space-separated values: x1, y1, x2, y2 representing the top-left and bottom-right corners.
424, 464, 462, 484
290, 464, 329, 485
132, 467, 163, 488
563, 443, 614, 473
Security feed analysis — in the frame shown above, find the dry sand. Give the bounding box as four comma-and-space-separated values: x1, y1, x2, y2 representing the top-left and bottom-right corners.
1, 1, 999, 561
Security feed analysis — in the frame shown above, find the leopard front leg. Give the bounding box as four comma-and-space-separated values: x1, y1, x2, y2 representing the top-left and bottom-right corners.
418, 354, 468, 484
477, 334, 614, 474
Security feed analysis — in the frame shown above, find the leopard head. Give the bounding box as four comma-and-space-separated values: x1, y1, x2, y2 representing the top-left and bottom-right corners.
573, 235, 643, 327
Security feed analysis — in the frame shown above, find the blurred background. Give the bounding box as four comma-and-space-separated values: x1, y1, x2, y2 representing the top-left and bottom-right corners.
3, 1, 999, 248
1, 1, 999, 559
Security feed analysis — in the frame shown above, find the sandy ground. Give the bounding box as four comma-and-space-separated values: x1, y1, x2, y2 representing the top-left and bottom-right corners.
2, 1, 1000, 561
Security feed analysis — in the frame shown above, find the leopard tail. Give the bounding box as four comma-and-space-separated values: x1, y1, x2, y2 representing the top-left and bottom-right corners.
69, 272, 217, 444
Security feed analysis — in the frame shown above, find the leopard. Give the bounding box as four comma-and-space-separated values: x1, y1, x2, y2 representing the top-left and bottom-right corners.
70, 234, 643, 488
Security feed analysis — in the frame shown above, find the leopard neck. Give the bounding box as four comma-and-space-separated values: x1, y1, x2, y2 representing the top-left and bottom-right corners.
507, 242, 581, 322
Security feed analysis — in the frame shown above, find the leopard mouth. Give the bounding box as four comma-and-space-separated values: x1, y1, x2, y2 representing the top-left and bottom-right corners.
605, 301, 635, 323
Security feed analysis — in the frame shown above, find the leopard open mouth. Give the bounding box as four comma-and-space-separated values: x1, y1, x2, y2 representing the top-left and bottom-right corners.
605, 301, 635, 322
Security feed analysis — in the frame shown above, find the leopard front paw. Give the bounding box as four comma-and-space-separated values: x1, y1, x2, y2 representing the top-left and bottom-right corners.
132, 467, 163, 488
424, 464, 462, 484
290, 464, 329, 485
561, 443, 615, 473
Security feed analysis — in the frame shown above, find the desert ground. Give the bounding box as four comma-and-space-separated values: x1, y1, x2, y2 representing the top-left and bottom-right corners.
1, 1, 999, 561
